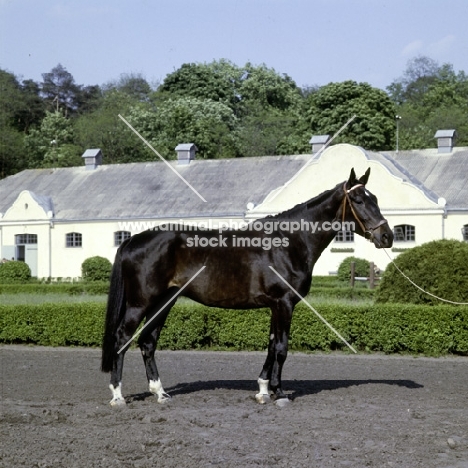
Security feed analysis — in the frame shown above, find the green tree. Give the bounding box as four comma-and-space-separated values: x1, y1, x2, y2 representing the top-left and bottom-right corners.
236, 64, 306, 155
128, 97, 240, 159
75, 84, 103, 115
156, 60, 242, 111
17, 79, 45, 131
156, 60, 306, 156
24, 111, 81, 167
387, 55, 440, 105
0, 70, 26, 128
41, 63, 82, 116
75, 90, 148, 164
388, 57, 468, 148
237, 103, 306, 156
240, 63, 302, 112
0, 69, 31, 177
104, 73, 153, 102
304, 81, 396, 150
157, 60, 303, 115
0, 126, 25, 178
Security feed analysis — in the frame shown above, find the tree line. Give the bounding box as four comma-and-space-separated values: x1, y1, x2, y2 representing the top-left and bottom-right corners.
1, 56, 467, 178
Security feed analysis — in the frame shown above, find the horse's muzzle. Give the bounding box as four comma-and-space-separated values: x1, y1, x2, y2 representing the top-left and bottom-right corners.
366, 220, 393, 249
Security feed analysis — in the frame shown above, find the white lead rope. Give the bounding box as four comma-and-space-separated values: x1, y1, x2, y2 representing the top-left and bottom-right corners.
382, 248, 468, 305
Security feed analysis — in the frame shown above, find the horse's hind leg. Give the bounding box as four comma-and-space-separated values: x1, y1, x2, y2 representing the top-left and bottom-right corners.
109, 306, 146, 406
138, 288, 179, 403
138, 327, 171, 403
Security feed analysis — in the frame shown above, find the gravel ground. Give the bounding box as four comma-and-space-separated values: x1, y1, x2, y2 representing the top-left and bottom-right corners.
1, 345, 467, 467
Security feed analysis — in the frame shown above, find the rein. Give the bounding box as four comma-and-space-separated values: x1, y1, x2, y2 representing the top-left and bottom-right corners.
341, 182, 388, 241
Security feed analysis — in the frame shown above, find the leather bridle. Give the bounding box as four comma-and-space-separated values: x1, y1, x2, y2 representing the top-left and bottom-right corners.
341, 182, 388, 241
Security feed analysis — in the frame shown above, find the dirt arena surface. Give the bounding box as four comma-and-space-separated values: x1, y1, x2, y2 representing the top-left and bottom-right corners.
1, 346, 467, 468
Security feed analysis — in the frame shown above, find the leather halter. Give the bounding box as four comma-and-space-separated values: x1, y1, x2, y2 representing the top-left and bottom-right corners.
341, 183, 388, 241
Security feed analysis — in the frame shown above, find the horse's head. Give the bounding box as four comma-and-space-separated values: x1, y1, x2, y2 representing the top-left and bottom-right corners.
339, 168, 393, 249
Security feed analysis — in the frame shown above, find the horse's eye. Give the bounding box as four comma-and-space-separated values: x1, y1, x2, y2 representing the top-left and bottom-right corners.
354, 197, 363, 205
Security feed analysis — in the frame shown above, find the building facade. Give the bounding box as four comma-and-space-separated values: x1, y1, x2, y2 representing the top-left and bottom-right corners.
0, 140, 467, 278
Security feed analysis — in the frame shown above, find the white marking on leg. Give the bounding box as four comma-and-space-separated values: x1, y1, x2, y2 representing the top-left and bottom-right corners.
255, 378, 270, 404
109, 383, 126, 406
149, 379, 171, 403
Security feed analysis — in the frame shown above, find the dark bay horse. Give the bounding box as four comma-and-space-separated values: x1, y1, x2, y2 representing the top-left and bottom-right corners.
101, 168, 393, 406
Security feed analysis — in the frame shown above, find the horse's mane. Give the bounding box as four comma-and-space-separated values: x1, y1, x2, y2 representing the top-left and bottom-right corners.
263, 181, 343, 221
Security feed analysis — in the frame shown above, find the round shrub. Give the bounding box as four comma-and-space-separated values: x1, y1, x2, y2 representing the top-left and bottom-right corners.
376, 239, 468, 305
0, 260, 31, 283
81, 256, 112, 282
337, 256, 371, 282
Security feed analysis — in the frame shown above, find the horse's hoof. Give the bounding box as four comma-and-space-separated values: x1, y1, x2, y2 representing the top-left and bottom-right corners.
157, 393, 172, 404
255, 393, 270, 404
274, 397, 291, 408
110, 398, 126, 407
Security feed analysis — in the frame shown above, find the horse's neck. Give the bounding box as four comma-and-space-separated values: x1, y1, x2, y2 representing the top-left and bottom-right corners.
295, 187, 344, 262
319, 187, 344, 219
300, 185, 343, 224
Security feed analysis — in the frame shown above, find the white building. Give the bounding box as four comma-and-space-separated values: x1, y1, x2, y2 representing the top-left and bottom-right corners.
0, 135, 467, 279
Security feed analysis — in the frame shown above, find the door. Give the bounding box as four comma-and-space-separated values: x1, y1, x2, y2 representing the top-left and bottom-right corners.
25, 244, 38, 277
14, 234, 39, 278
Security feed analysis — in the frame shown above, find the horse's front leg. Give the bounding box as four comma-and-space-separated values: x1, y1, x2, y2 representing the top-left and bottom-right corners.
256, 320, 275, 404
256, 300, 293, 404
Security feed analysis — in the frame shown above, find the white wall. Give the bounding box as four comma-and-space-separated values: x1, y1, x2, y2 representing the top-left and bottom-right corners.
1, 145, 467, 278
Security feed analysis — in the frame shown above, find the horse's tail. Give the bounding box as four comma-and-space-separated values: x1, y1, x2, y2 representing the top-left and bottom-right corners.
101, 241, 128, 373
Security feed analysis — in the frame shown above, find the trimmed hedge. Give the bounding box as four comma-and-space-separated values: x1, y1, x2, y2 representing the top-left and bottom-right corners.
377, 239, 468, 305
1, 302, 467, 355
0, 283, 372, 300
0, 282, 109, 295
308, 287, 375, 300
0, 303, 105, 346
82, 256, 113, 282
310, 276, 348, 287
337, 256, 371, 282
0, 261, 31, 283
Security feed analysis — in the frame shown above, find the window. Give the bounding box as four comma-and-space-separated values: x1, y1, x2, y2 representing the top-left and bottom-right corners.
393, 224, 415, 242
462, 225, 468, 242
66, 232, 82, 248
15, 234, 38, 244
114, 231, 131, 246
335, 230, 354, 242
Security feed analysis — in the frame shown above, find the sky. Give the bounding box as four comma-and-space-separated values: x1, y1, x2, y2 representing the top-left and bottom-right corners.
1, 0, 468, 91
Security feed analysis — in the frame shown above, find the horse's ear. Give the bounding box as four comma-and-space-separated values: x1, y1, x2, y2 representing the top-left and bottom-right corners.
346, 168, 357, 189
359, 168, 371, 185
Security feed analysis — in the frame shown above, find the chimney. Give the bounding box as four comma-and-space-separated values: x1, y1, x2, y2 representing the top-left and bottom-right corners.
81, 148, 102, 170
434, 130, 456, 153
175, 143, 197, 165
309, 135, 330, 154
